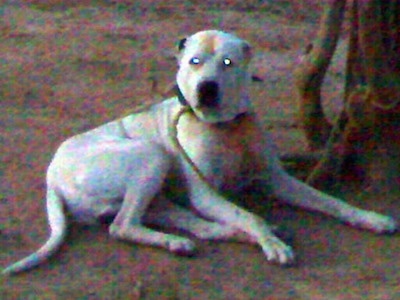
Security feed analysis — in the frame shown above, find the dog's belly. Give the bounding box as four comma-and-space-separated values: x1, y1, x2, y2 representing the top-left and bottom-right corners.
66, 196, 123, 224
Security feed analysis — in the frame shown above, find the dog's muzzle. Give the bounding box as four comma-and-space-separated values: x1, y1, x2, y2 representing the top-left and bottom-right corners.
197, 81, 220, 108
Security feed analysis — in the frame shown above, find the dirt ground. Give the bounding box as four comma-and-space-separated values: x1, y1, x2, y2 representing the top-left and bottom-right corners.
1, 1, 399, 299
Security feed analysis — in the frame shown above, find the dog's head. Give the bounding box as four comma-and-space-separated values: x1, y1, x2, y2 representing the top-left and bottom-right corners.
176, 30, 253, 123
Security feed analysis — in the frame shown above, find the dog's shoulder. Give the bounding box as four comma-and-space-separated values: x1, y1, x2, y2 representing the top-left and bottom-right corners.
120, 97, 181, 127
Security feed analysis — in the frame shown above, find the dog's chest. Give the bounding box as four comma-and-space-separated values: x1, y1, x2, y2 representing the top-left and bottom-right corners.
176, 113, 258, 187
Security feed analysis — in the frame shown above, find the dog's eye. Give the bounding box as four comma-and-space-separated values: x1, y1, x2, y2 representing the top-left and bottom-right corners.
189, 57, 201, 65
223, 58, 233, 66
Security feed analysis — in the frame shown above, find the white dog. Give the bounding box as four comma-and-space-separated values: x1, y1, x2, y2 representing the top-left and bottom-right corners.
3, 30, 396, 275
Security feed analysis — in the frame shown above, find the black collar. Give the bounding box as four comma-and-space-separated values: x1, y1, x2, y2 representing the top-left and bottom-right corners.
175, 84, 188, 106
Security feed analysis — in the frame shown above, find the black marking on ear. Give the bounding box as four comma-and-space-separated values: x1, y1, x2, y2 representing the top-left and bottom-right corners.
242, 42, 253, 61
251, 75, 264, 82
178, 37, 187, 51
175, 84, 188, 106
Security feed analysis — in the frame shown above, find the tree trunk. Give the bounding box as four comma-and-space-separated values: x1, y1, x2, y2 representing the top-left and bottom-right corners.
294, 0, 346, 150
295, 0, 400, 192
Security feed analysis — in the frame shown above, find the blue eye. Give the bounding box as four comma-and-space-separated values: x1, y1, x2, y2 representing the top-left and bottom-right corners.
223, 58, 232, 66
189, 57, 201, 65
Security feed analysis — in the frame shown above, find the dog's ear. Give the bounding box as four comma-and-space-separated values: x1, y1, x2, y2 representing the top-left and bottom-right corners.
178, 37, 187, 51
242, 42, 253, 63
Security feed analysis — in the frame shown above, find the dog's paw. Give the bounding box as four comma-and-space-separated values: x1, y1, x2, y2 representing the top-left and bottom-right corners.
260, 235, 295, 265
352, 211, 397, 234
167, 237, 196, 256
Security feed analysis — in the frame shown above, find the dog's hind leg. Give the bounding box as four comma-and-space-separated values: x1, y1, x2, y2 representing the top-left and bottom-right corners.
109, 149, 196, 256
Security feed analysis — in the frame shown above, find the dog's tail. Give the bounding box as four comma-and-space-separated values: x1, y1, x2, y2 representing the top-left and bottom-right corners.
2, 189, 67, 276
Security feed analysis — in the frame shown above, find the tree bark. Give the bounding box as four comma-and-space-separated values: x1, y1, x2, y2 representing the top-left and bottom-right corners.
295, 0, 400, 191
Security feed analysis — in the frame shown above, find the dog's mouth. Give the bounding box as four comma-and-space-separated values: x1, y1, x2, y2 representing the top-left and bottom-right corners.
178, 80, 245, 123
197, 81, 220, 109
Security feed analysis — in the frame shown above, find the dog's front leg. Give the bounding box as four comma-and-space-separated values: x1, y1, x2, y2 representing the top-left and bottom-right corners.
185, 169, 294, 264
266, 156, 397, 233
144, 199, 257, 243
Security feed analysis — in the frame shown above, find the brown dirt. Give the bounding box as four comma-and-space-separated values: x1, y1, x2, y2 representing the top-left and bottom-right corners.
1, 1, 399, 299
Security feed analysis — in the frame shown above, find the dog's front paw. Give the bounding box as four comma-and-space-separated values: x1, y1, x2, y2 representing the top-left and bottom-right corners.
167, 237, 196, 256
353, 211, 397, 234
260, 235, 295, 265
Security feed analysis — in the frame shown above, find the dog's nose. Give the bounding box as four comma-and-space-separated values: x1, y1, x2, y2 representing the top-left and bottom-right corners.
197, 81, 220, 108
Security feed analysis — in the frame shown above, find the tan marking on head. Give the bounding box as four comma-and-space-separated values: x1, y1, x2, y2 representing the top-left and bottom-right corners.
192, 31, 221, 56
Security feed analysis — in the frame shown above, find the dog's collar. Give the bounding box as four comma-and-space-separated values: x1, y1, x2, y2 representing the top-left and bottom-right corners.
175, 84, 188, 106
